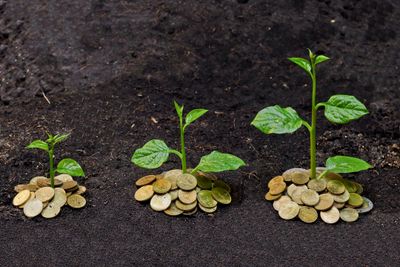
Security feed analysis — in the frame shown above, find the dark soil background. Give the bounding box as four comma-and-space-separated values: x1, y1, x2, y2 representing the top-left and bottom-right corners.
0, 0, 399, 266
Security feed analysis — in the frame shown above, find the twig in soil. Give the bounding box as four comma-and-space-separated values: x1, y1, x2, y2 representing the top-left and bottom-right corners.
41, 90, 51, 104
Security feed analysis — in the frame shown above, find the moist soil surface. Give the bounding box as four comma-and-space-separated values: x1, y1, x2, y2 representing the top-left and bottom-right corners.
1, 0, 399, 266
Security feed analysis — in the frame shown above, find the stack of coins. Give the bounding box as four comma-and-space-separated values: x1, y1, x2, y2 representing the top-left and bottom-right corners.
134, 169, 232, 216
265, 168, 373, 224
12, 174, 87, 219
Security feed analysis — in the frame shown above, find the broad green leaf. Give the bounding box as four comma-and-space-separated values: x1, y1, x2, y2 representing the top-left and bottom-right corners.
56, 158, 85, 176
185, 109, 208, 127
326, 156, 372, 174
315, 55, 329, 64
53, 133, 70, 144
320, 95, 368, 124
288, 57, 312, 76
26, 140, 49, 151
131, 139, 170, 169
196, 151, 245, 173
174, 101, 183, 119
251, 105, 303, 134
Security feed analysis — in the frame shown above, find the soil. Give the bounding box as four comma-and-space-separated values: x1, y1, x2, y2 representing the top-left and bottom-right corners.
0, 0, 399, 266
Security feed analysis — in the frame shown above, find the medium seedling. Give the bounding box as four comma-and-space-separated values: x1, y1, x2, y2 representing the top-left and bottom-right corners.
252, 49, 372, 179
132, 101, 245, 174
27, 133, 85, 188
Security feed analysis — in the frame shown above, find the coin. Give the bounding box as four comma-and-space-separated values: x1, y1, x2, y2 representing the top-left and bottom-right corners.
134, 185, 154, 201
331, 190, 350, 203
278, 201, 299, 220
52, 179, 63, 187
183, 206, 198, 216
150, 194, 171, 211
320, 206, 340, 224
30, 176, 47, 185
19, 192, 35, 208
153, 179, 172, 194
268, 176, 284, 188
41, 203, 61, 219
75, 186, 87, 195
348, 193, 363, 207
55, 174, 74, 183
287, 184, 297, 197
291, 187, 307, 205
35, 187, 55, 202
211, 187, 232, 205
265, 192, 281, 201
314, 193, 334, 210
298, 206, 318, 223
177, 174, 197, 190
67, 194, 86, 208
340, 207, 359, 222
356, 197, 373, 214
282, 168, 308, 183
163, 169, 182, 190
354, 182, 363, 194
164, 202, 183, 216
199, 204, 217, 213
37, 178, 50, 187
197, 190, 217, 208
169, 189, 179, 201
196, 174, 213, 190
327, 180, 345, 194
178, 189, 197, 204
291, 170, 310, 185
195, 171, 218, 181
269, 182, 286, 195
52, 188, 67, 207
341, 179, 357, 193
175, 199, 197, 211
301, 189, 320, 206
23, 198, 43, 218
135, 175, 156, 187
62, 180, 78, 191
213, 180, 231, 193
14, 184, 38, 193
307, 179, 327, 192
333, 202, 345, 209
273, 195, 292, 211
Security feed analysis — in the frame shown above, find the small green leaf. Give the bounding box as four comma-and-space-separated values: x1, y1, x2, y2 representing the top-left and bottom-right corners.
315, 55, 329, 64
288, 57, 312, 76
53, 133, 70, 144
26, 140, 49, 151
326, 156, 372, 174
251, 105, 303, 134
320, 94, 368, 124
185, 109, 208, 127
174, 101, 183, 119
56, 158, 85, 176
131, 139, 170, 169
195, 151, 245, 173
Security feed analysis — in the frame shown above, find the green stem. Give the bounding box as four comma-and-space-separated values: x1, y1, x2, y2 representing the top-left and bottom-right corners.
310, 60, 317, 180
180, 117, 187, 173
48, 144, 55, 188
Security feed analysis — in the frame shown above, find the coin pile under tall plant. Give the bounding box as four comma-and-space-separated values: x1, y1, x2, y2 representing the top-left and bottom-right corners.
252, 50, 373, 223
12, 133, 86, 219
132, 101, 245, 216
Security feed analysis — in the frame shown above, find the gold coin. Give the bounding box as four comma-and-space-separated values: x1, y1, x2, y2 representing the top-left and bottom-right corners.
37, 178, 50, 187
163, 169, 182, 190
327, 180, 345, 195
19, 192, 35, 208
135, 175, 156, 187
75, 186, 87, 195
43, 201, 49, 208
52, 179, 63, 187
55, 174, 73, 183
150, 194, 171, 211
332, 190, 350, 203
341, 179, 357, 193
153, 179, 172, 194
356, 197, 373, 213
265, 192, 281, 201
314, 193, 334, 210
267, 176, 284, 188
273, 195, 292, 211
164, 202, 183, 216
134, 185, 154, 201
183, 206, 198, 216
29, 176, 47, 185
175, 199, 197, 211
291, 170, 310, 185
41, 203, 61, 219
195, 171, 218, 181
269, 182, 286, 195
35, 187, 55, 203
67, 194, 86, 208
177, 174, 197, 191
307, 179, 327, 192
23, 198, 43, 218
291, 187, 307, 205
197, 190, 217, 208
169, 189, 179, 201
340, 207, 359, 222
333, 202, 345, 209
213, 180, 231, 193
348, 193, 363, 207
14, 184, 38, 193
298, 206, 318, 223
196, 174, 213, 190
178, 189, 197, 204
52, 188, 67, 207
320, 206, 340, 224
62, 180, 78, 191
199, 204, 217, 213
282, 168, 308, 183
354, 182, 363, 194
66, 192, 72, 197
301, 189, 320, 206
287, 184, 307, 198
278, 201, 300, 220
211, 187, 232, 205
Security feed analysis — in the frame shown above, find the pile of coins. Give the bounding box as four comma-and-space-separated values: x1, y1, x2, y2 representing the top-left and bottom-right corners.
134, 169, 232, 216
12, 174, 87, 219
265, 168, 373, 224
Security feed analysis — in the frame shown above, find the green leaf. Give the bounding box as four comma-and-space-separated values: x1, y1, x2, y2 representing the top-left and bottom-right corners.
315, 55, 329, 64
26, 140, 49, 151
326, 156, 372, 174
53, 133, 70, 144
195, 151, 245, 173
56, 158, 85, 176
174, 101, 183, 119
185, 109, 208, 127
320, 95, 368, 124
131, 139, 170, 169
251, 105, 303, 134
288, 57, 312, 76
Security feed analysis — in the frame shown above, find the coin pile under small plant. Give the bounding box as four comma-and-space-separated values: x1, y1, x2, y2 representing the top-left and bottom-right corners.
12, 174, 87, 219
265, 168, 373, 224
134, 169, 232, 216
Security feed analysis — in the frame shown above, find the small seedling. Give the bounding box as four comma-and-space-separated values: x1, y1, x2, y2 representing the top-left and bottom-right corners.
27, 133, 85, 188
252, 49, 372, 179
132, 101, 245, 174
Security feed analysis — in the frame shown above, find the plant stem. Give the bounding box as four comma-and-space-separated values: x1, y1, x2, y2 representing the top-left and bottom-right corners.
310, 60, 317, 179
48, 143, 55, 188
179, 116, 187, 173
